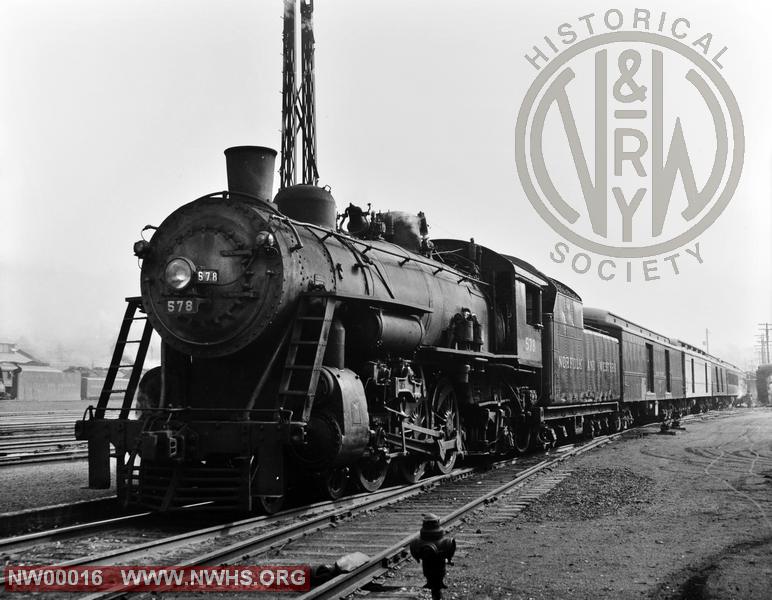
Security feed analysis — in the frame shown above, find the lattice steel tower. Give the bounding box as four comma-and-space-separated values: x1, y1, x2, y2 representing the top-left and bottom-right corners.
279, 0, 319, 189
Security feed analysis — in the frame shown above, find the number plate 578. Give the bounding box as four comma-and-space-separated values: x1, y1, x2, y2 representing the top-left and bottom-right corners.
196, 269, 219, 283
166, 299, 199, 314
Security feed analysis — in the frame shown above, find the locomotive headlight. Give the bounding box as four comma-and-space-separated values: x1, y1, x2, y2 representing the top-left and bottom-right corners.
164, 257, 195, 290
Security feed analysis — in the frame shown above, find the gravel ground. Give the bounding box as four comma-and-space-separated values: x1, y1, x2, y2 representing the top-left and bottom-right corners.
0, 460, 114, 513
373, 409, 772, 600
1, 399, 112, 513
519, 466, 654, 522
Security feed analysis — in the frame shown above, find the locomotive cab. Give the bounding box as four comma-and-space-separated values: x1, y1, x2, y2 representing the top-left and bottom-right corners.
431, 240, 545, 365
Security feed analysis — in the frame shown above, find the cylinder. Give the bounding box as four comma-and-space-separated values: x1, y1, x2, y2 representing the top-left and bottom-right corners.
274, 184, 337, 229
224, 146, 277, 201
291, 368, 370, 468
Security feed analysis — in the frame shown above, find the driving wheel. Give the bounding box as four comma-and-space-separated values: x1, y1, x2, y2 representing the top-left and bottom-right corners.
432, 379, 460, 474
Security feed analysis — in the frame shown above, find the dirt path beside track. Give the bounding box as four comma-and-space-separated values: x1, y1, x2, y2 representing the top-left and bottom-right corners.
375, 409, 772, 599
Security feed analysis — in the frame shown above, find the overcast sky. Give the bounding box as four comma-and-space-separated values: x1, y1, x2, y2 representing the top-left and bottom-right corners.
1, 0, 770, 369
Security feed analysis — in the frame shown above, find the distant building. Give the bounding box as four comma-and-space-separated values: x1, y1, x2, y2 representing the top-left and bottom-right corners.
0, 341, 45, 366
0, 341, 80, 401
11, 364, 81, 401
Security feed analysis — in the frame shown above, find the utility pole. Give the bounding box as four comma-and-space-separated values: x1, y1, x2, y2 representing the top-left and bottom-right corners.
755, 336, 768, 364
279, 0, 318, 189
758, 323, 771, 364
704, 329, 709, 354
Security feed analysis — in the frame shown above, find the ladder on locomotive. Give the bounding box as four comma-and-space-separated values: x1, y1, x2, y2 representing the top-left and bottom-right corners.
277, 295, 335, 421
95, 297, 153, 419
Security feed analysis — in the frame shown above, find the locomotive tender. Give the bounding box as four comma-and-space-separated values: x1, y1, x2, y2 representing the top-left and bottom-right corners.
75, 145, 742, 513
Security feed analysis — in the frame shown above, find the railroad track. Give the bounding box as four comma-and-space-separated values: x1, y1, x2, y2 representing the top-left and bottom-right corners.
0, 497, 125, 538
0, 471, 484, 593
0, 422, 77, 433
294, 414, 716, 600
0, 447, 88, 466
1, 410, 732, 598
292, 437, 613, 600
0, 415, 84, 426
0, 413, 86, 466
0, 437, 618, 599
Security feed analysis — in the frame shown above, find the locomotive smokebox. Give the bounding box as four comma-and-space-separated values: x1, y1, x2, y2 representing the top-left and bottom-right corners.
274, 184, 337, 229
224, 146, 277, 201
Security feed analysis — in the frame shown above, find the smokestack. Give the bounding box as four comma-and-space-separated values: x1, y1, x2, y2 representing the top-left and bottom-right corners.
224, 146, 277, 202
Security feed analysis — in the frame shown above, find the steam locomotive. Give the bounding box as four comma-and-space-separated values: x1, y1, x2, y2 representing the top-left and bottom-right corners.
76, 146, 742, 513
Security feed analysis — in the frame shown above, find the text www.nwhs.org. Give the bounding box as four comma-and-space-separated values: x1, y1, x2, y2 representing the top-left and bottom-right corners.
4, 565, 310, 592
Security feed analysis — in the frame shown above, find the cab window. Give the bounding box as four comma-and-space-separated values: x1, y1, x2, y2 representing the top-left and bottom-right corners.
525, 284, 541, 326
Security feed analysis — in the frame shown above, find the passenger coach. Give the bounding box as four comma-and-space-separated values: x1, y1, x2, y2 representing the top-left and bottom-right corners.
584, 309, 741, 417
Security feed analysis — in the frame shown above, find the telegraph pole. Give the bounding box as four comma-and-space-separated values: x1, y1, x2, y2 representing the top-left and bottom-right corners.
758, 323, 771, 364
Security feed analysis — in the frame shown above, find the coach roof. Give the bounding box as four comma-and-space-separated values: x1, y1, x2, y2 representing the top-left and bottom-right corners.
673, 339, 741, 370
583, 307, 679, 348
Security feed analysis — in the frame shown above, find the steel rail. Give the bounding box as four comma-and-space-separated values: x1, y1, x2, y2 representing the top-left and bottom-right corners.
80, 451, 580, 599
0, 418, 80, 426
0, 410, 85, 416
298, 412, 734, 599
0, 426, 77, 433
0, 497, 120, 538
80, 473, 487, 600
297, 435, 616, 600
0, 424, 77, 433
66, 460, 541, 600
0, 448, 88, 466
0, 466, 484, 590
0, 439, 85, 450
0, 431, 81, 441
0, 510, 154, 554
2, 410, 731, 596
